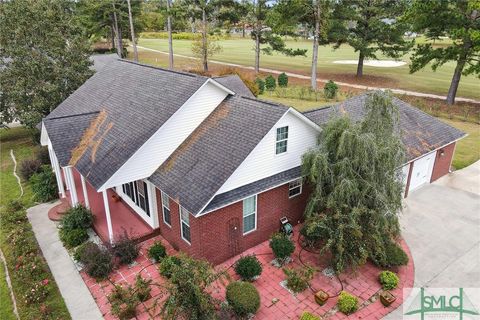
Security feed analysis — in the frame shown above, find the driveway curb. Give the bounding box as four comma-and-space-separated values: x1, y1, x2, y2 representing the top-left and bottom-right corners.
27, 202, 103, 320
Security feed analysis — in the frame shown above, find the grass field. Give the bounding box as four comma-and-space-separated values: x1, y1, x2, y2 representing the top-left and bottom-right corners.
137, 37, 480, 100
440, 119, 480, 170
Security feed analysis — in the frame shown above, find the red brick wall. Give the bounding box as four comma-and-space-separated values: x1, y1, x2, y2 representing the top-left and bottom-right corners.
155, 182, 309, 265
430, 142, 456, 182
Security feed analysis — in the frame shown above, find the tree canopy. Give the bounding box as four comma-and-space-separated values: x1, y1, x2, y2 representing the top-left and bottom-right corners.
330, 0, 412, 77
405, 0, 480, 105
301, 91, 405, 272
0, 0, 93, 128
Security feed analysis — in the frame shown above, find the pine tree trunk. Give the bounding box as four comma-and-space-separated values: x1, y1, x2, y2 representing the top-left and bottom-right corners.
242, 24, 246, 38
311, 0, 320, 90
110, 25, 115, 50
255, 31, 260, 73
167, 0, 174, 69
202, 8, 208, 72
126, 0, 138, 62
112, 2, 123, 58
356, 51, 364, 77
446, 58, 466, 105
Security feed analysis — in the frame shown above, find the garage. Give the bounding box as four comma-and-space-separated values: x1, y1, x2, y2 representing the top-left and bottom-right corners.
407, 151, 436, 193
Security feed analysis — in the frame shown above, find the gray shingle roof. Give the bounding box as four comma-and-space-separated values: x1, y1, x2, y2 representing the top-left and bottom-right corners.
202, 166, 302, 214
45, 59, 208, 189
149, 95, 289, 215
44, 112, 100, 166
213, 75, 255, 98
303, 92, 466, 161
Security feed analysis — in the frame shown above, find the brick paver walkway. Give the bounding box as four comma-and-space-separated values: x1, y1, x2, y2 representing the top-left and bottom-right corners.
81, 226, 414, 319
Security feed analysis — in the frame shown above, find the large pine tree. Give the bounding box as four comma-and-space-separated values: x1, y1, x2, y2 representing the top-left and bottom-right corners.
0, 0, 93, 128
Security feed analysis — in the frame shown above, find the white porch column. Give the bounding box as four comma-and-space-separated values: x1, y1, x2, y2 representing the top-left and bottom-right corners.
48, 145, 65, 198
147, 181, 159, 228
62, 167, 70, 190
102, 190, 114, 244
80, 175, 90, 209
65, 167, 78, 206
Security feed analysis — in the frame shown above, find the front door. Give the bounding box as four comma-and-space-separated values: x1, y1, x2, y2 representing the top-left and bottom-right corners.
227, 217, 241, 258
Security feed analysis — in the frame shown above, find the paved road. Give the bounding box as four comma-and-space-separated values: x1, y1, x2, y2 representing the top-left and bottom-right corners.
137, 46, 480, 104
28, 203, 103, 320
385, 164, 480, 319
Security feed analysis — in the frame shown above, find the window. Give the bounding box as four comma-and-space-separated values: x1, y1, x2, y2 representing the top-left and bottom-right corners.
288, 179, 302, 198
276, 126, 288, 154
243, 195, 257, 234
122, 180, 150, 216
161, 191, 171, 226
180, 206, 191, 243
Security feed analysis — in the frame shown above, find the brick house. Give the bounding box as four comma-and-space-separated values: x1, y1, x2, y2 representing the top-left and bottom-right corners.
41, 60, 465, 265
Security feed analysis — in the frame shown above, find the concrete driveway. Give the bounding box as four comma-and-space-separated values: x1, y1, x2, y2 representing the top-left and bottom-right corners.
385, 163, 480, 319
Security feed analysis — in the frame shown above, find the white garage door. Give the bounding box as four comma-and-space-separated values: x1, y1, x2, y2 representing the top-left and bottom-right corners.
409, 152, 436, 192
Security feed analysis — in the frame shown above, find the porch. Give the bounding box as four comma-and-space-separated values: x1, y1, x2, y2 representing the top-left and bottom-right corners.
48, 167, 156, 244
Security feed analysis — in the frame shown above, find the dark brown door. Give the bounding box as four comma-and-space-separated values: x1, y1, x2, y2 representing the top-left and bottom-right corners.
227, 217, 241, 258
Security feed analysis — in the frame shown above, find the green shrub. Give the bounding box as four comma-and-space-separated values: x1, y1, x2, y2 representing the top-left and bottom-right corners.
135, 274, 152, 302
30, 165, 58, 202
278, 72, 288, 88
19, 158, 42, 181
59, 228, 89, 248
323, 80, 338, 99
337, 291, 358, 315
283, 265, 315, 293
379, 270, 399, 290
76, 242, 113, 279
265, 75, 276, 91
300, 311, 321, 320
148, 241, 166, 262
373, 241, 409, 268
159, 255, 181, 278
35, 146, 51, 165
255, 78, 265, 94
60, 205, 93, 231
226, 281, 260, 317
113, 233, 139, 265
234, 255, 262, 281
108, 284, 139, 320
269, 232, 295, 264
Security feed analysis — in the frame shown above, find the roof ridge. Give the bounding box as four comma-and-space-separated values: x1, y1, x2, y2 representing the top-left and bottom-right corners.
239, 95, 289, 109
45, 111, 100, 121
118, 59, 203, 79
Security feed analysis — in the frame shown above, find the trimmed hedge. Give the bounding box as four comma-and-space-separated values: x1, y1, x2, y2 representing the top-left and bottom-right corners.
226, 281, 260, 317
60, 205, 93, 231
29, 165, 57, 202
234, 255, 262, 281
300, 311, 321, 320
148, 241, 167, 262
59, 228, 89, 248
269, 232, 295, 264
337, 291, 358, 315
75, 242, 113, 279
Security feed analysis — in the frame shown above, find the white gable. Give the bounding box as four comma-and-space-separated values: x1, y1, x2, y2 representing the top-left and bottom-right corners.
215, 109, 319, 195
99, 80, 230, 191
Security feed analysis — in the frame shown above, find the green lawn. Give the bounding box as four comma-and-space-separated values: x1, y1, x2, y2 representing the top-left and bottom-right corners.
137, 37, 480, 100
440, 119, 480, 170
0, 260, 16, 320
0, 127, 35, 208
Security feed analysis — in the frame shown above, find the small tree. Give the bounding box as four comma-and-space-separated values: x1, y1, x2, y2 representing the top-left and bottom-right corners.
265, 75, 276, 92
278, 72, 289, 88
301, 91, 405, 272
323, 80, 338, 99
255, 78, 265, 94
160, 254, 228, 319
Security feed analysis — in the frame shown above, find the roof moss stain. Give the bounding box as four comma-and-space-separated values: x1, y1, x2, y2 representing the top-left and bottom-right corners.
69, 110, 113, 165
160, 102, 231, 173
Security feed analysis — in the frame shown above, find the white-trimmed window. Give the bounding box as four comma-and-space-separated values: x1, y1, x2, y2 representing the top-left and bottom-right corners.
122, 180, 150, 216
180, 206, 191, 243
161, 191, 171, 226
276, 126, 289, 154
288, 179, 302, 198
243, 195, 257, 234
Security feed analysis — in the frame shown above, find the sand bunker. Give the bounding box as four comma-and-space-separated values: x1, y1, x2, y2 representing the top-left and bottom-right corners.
333, 60, 406, 67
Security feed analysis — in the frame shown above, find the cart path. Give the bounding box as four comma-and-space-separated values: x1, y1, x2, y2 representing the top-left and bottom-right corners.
10, 149, 23, 198
137, 46, 480, 104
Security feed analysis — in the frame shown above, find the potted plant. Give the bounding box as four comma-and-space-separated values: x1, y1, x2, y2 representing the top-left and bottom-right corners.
380, 291, 396, 307
314, 289, 329, 306
111, 192, 121, 203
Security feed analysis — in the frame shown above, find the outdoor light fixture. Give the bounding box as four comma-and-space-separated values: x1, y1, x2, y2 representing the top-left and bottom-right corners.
439, 149, 445, 157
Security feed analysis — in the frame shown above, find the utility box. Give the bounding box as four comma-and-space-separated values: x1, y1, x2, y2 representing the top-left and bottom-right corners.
314, 290, 329, 306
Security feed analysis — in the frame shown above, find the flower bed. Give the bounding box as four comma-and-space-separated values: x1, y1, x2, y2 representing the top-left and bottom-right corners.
0, 201, 70, 319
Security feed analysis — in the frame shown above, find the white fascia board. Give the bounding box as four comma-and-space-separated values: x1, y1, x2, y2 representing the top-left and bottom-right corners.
287, 107, 322, 132
207, 78, 235, 95
40, 121, 49, 146
98, 79, 230, 192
